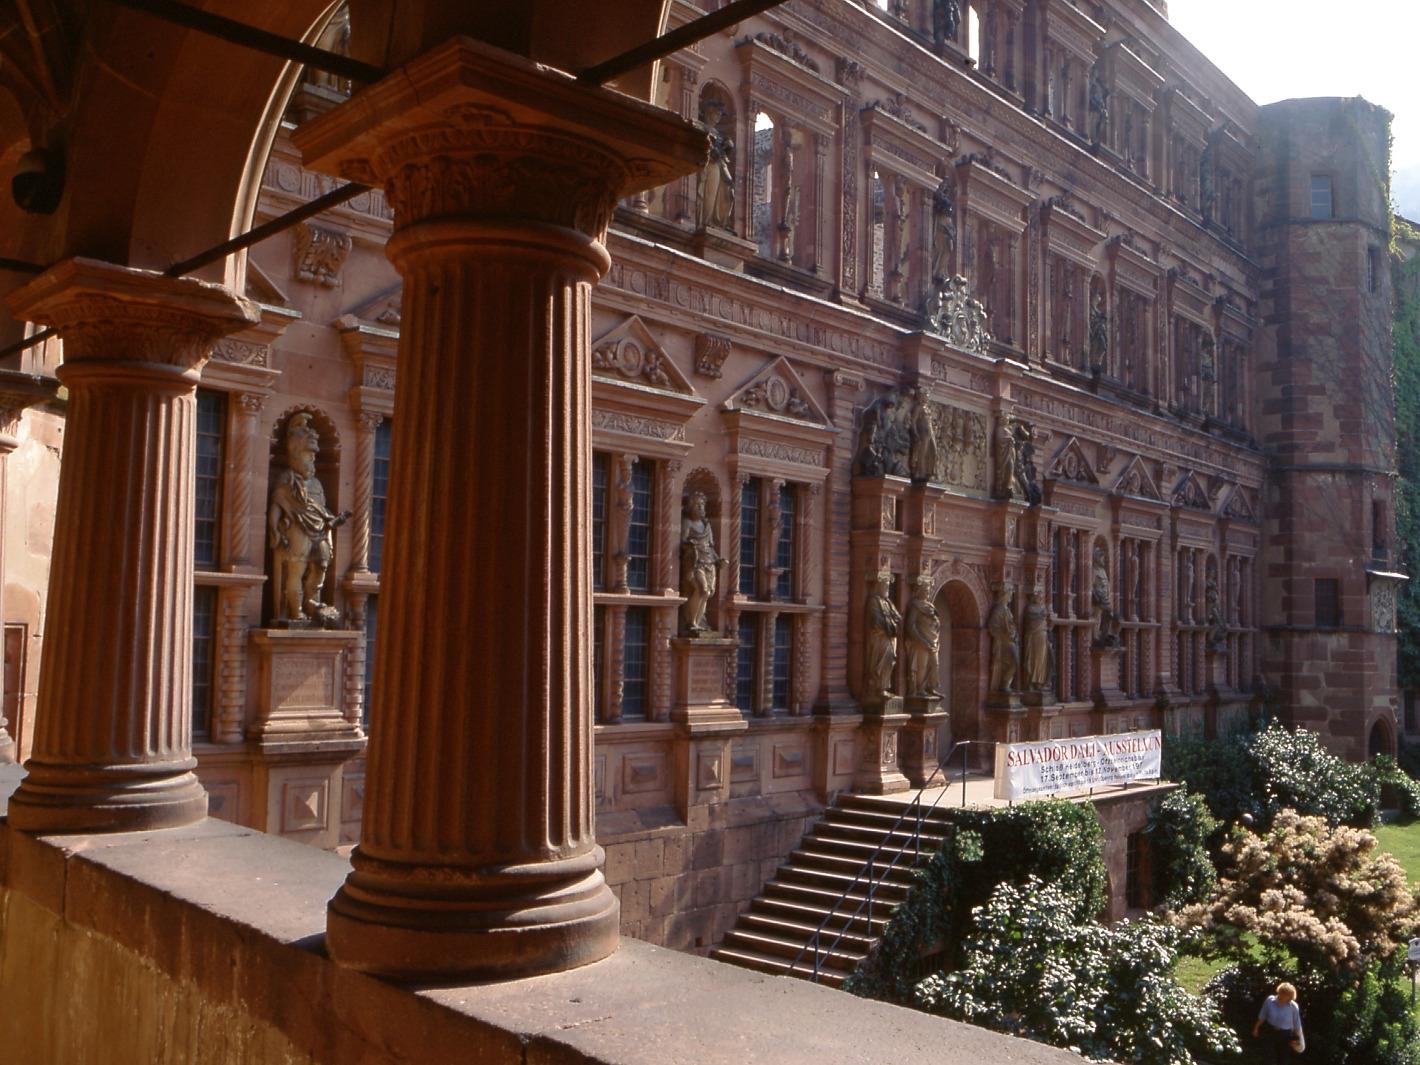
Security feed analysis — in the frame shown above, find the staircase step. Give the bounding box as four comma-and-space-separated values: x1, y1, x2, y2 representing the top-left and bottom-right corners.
709, 947, 848, 988
738, 913, 878, 950
721, 929, 866, 969
787, 847, 921, 881
804, 829, 944, 862
750, 896, 890, 935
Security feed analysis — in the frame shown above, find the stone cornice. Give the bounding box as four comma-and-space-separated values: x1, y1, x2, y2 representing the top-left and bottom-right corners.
736, 36, 847, 138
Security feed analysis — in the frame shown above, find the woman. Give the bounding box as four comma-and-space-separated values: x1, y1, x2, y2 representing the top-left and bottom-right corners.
1252, 982, 1304, 1062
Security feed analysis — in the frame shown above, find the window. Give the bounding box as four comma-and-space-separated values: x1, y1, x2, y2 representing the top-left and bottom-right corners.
739, 479, 760, 596
1315, 578, 1341, 629
1125, 831, 1149, 910
1309, 174, 1333, 220
1374, 500, 1388, 558
625, 461, 653, 592
622, 607, 650, 720
771, 614, 793, 710
363, 598, 378, 728
592, 606, 605, 721
370, 418, 392, 572
192, 585, 217, 741
775, 484, 796, 599
736, 614, 758, 713
194, 389, 225, 570
1368, 246, 1380, 294
592, 452, 608, 591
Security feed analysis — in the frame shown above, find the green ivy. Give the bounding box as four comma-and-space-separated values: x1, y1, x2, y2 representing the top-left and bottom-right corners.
1147, 790, 1219, 909
1394, 241, 1420, 687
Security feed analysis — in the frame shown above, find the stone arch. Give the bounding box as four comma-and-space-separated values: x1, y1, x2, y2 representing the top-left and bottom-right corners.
930, 563, 987, 763
1369, 715, 1395, 759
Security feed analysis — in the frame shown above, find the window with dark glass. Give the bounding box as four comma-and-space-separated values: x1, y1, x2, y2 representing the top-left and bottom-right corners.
363, 598, 378, 727
622, 607, 650, 720
593, 605, 605, 721
1374, 500, 1388, 558
1368, 246, 1380, 294
771, 614, 792, 710
739, 478, 760, 596
194, 389, 226, 570
736, 614, 758, 713
775, 485, 796, 599
1309, 174, 1333, 220
626, 461, 653, 593
370, 418, 392, 572
192, 586, 217, 740
1315, 578, 1341, 629
592, 452, 608, 591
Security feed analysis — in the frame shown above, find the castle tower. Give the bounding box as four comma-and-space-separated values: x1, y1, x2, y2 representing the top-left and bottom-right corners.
1255, 97, 1403, 758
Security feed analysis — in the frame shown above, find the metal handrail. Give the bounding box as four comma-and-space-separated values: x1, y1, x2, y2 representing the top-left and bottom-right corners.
785, 738, 994, 982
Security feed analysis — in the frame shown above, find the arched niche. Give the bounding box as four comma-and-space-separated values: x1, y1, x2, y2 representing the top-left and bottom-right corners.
933, 574, 986, 764
695, 82, 738, 232
1369, 716, 1395, 760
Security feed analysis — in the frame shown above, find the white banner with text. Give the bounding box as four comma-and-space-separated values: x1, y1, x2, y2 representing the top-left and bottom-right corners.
993, 731, 1163, 801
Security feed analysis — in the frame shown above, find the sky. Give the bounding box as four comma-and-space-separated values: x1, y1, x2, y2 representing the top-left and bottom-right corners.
1165, 0, 1420, 220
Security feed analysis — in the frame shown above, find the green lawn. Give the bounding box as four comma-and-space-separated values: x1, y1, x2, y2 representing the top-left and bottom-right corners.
1375, 819, 1420, 886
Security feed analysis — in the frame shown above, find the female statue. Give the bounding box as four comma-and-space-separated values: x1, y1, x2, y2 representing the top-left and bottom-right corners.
864, 572, 902, 700
680, 492, 725, 634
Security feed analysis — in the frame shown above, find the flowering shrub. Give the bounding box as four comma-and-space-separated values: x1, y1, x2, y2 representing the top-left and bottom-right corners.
1249, 722, 1380, 828
916, 878, 1238, 1065
1147, 790, 1218, 909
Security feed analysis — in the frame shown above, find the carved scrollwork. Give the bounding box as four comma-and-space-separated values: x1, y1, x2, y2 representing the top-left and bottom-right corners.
923, 275, 992, 354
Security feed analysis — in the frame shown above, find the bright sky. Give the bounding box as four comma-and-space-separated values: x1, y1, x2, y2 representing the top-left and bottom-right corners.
1166, 0, 1420, 220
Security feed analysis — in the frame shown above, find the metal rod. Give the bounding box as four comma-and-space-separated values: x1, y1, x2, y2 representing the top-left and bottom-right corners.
579, 0, 792, 85
0, 258, 43, 274
0, 327, 56, 362
164, 181, 370, 278
103, 0, 385, 85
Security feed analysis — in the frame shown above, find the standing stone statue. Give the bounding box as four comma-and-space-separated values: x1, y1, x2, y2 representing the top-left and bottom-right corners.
1089, 282, 1109, 367
987, 582, 1019, 694
1205, 574, 1226, 650
1088, 65, 1110, 147
1013, 419, 1042, 505
892, 178, 912, 300
909, 387, 939, 483
932, 0, 962, 47
1090, 542, 1120, 647
930, 177, 956, 283
696, 98, 736, 231
1022, 588, 1051, 690
904, 575, 942, 697
778, 125, 801, 262
864, 571, 902, 701
992, 411, 1026, 500
856, 389, 911, 478
268, 412, 350, 626
680, 491, 725, 635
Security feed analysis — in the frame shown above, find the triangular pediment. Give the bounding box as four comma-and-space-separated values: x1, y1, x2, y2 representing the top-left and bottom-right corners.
591, 316, 694, 395
347, 284, 403, 327
244, 259, 289, 306
1220, 483, 1257, 522
1172, 470, 1211, 511
722, 356, 830, 426
1046, 437, 1099, 486
1112, 455, 1163, 502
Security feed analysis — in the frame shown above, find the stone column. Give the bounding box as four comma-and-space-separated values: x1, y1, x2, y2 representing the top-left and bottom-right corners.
225, 392, 265, 569
349, 409, 384, 574
4, 259, 257, 831
293, 38, 704, 981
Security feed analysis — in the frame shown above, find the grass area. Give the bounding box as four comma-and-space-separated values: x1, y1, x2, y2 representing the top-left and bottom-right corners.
1375, 818, 1420, 886
1175, 951, 1227, 995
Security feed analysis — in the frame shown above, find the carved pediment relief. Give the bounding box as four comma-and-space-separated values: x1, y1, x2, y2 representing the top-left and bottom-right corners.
591, 316, 694, 395
1171, 470, 1211, 511
1046, 437, 1099, 486
293, 221, 353, 287
1220, 483, 1257, 522
723, 356, 829, 425
348, 284, 403, 327
1112, 455, 1162, 501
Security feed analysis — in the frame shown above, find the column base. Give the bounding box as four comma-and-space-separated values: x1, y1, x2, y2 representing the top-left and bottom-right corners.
326, 849, 620, 982
6, 761, 208, 833
900, 697, 947, 788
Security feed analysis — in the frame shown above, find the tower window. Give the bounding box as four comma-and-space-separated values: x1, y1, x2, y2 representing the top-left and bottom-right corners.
1315, 578, 1341, 629
1309, 175, 1333, 220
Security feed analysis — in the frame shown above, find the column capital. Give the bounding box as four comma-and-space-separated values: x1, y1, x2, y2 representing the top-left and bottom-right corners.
0, 370, 59, 450
6, 258, 258, 369
292, 37, 705, 241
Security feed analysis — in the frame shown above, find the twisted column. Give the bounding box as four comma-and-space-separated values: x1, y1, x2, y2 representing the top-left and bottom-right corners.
350, 410, 383, 572
4, 259, 257, 831
293, 38, 704, 981
226, 392, 264, 568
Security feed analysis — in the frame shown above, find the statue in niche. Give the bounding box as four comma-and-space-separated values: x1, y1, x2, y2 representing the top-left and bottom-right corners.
1181, 552, 1196, 623
1205, 574, 1226, 650
1089, 280, 1109, 370
904, 576, 942, 697
892, 178, 912, 301
930, 178, 956, 283
696, 98, 736, 231
855, 389, 911, 478
909, 387, 939, 483
1090, 543, 1121, 648
987, 582, 1019, 694
268, 413, 350, 626
778, 126, 802, 262
1199, 139, 1216, 221
679, 491, 725, 635
1022, 588, 1051, 690
1088, 65, 1110, 147
992, 411, 1031, 500
1013, 419, 1042, 505
864, 571, 902, 701
932, 0, 962, 47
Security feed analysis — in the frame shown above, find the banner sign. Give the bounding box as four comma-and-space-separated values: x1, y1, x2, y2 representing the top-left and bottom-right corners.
993, 730, 1163, 801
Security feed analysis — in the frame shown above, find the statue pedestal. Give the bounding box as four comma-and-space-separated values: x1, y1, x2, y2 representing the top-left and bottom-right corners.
855, 701, 910, 795
1019, 690, 1062, 741
247, 629, 366, 847
900, 696, 947, 788
985, 691, 1029, 745
1204, 645, 1232, 736
690, 227, 759, 271
1090, 644, 1126, 710
670, 636, 746, 821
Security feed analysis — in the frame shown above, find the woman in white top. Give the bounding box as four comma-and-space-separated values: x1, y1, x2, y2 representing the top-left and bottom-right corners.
1252, 982, 1304, 1062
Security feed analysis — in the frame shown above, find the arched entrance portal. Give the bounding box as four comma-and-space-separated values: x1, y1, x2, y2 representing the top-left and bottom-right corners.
934, 578, 985, 768
1369, 716, 1395, 759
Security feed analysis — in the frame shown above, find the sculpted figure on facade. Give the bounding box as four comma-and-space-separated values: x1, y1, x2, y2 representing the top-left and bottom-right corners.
1022, 588, 1051, 690
987, 582, 1019, 694
268, 413, 350, 626
930, 177, 956, 282
909, 386, 939, 483
778, 125, 802, 262
680, 491, 725, 635
904, 575, 942, 696
1088, 64, 1110, 148
892, 177, 912, 301
932, 0, 962, 48
696, 98, 736, 231
856, 389, 911, 477
1091, 542, 1121, 647
925, 274, 991, 353
1013, 418, 1042, 505
1089, 278, 1109, 369
1205, 573, 1226, 650
864, 571, 902, 701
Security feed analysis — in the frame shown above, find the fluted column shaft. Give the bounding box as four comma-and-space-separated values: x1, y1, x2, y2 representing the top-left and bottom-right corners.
4, 260, 257, 831
292, 38, 705, 982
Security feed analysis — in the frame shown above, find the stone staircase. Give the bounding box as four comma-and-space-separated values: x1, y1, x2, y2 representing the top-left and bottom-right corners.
711, 793, 954, 987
